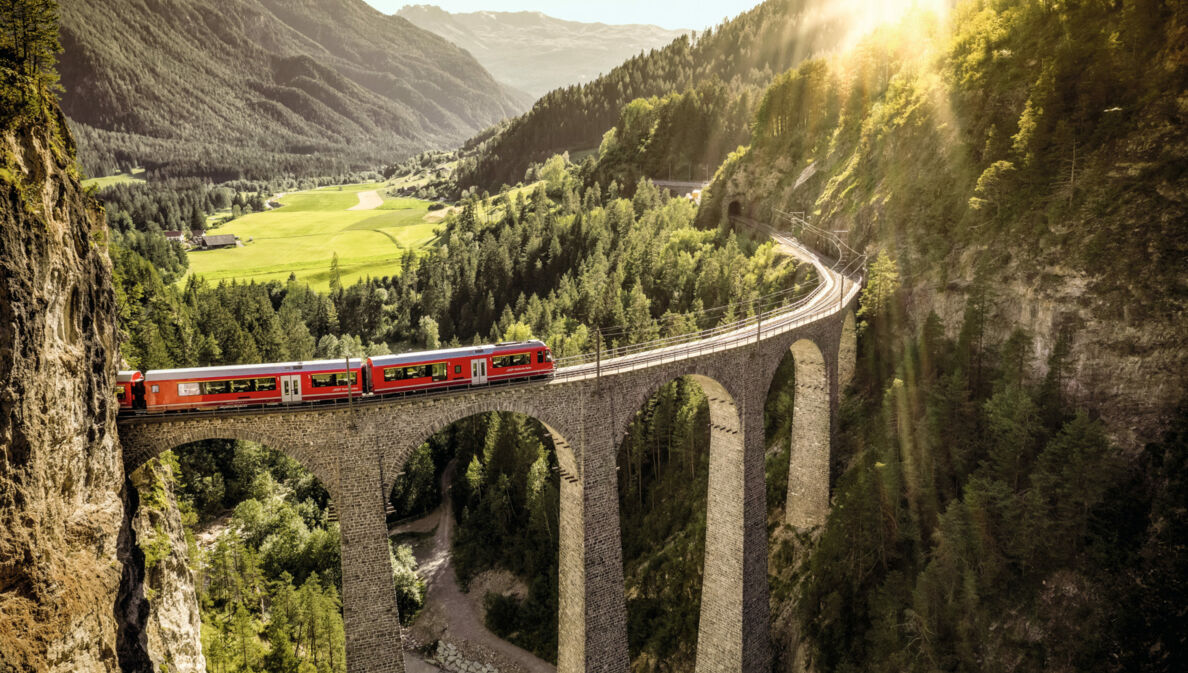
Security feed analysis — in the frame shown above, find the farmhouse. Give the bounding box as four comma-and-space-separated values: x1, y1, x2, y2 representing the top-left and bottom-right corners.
196, 234, 239, 249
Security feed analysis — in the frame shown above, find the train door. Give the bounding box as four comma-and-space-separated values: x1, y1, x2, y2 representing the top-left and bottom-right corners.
281, 375, 302, 403
471, 359, 488, 385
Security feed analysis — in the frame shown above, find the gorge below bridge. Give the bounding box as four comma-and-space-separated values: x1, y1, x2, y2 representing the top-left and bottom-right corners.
117, 214, 865, 673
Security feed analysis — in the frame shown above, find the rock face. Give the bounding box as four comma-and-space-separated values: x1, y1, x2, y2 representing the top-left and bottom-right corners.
127, 460, 206, 673
0, 98, 124, 671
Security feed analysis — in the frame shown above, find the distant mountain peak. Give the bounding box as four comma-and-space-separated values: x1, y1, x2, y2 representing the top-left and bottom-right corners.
396, 5, 690, 97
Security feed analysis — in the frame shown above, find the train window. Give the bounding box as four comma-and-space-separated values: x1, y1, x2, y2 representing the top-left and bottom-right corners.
178, 382, 200, 396
311, 372, 358, 388
493, 353, 530, 368
255, 377, 277, 392
113, 385, 126, 400
203, 380, 231, 395
151, 385, 159, 393
384, 363, 448, 381
454, 365, 462, 375
231, 379, 252, 393
537, 350, 544, 363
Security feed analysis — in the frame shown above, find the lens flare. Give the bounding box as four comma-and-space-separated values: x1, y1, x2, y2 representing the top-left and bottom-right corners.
827, 0, 953, 50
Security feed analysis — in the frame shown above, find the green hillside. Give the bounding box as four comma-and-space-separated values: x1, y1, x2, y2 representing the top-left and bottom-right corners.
453, 0, 856, 192
706, 0, 1187, 442
59, 0, 533, 181
80, 167, 145, 190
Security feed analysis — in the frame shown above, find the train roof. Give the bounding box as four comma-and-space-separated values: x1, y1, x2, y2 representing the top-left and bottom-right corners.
144, 359, 363, 382
117, 370, 143, 383
367, 340, 547, 367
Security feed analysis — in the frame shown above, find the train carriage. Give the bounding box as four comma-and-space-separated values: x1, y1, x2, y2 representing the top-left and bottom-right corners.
143, 359, 363, 412
122, 341, 555, 414
116, 370, 144, 410
368, 340, 553, 396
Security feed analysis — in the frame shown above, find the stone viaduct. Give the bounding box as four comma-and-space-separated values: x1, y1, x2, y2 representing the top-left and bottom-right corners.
117, 220, 862, 673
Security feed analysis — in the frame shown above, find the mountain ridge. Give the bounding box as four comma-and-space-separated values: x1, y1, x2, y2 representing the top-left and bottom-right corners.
59, 0, 532, 180
396, 4, 691, 97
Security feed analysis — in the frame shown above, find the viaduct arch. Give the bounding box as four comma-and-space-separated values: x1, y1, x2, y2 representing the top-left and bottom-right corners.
117, 218, 863, 673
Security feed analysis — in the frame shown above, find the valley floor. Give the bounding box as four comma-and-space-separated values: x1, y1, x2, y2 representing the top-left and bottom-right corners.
394, 460, 555, 673
186, 183, 438, 291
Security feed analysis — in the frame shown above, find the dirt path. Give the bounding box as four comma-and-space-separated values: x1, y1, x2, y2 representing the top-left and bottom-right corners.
348, 190, 382, 211
394, 461, 555, 673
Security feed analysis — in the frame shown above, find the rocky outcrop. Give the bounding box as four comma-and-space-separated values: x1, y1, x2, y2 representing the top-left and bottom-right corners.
0, 95, 124, 671
127, 459, 206, 673
904, 267, 1186, 451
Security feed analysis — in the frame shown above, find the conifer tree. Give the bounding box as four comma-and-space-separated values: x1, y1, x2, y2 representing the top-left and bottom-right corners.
0, 0, 59, 86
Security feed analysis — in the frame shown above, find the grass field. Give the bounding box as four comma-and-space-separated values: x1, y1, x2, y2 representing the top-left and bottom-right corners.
186, 184, 440, 291
83, 168, 147, 190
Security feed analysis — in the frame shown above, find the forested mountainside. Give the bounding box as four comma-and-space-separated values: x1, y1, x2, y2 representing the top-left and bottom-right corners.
707, 0, 1187, 448
691, 0, 1188, 670
396, 5, 689, 97
454, 0, 856, 192
59, 0, 532, 181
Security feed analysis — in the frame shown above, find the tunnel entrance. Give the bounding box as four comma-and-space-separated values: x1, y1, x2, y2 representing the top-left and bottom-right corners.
728, 200, 743, 217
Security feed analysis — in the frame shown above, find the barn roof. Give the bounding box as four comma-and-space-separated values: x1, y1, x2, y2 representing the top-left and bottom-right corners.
201, 234, 237, 247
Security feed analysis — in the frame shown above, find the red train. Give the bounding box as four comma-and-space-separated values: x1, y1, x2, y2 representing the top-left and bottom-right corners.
116, 340, 554, 413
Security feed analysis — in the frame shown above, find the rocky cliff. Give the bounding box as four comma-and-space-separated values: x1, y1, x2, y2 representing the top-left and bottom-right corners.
0, 89, 124, 671
126, 459, 206, 673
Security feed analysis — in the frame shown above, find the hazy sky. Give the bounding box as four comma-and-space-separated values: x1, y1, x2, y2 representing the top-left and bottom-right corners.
366, 1, 763, 30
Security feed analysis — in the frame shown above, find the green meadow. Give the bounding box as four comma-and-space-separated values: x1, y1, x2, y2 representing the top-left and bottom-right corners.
186, 184, 439, 291
82, 167, 147, 189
